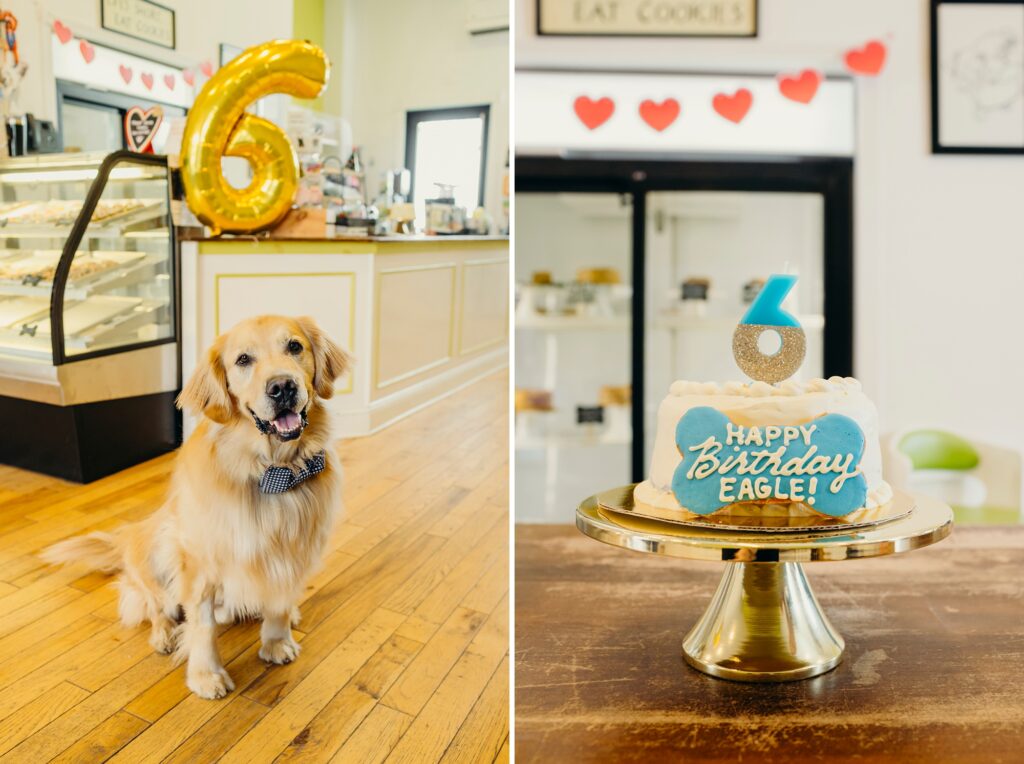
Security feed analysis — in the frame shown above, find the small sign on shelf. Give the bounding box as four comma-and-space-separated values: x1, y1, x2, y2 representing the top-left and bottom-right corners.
124, 106, 163, 153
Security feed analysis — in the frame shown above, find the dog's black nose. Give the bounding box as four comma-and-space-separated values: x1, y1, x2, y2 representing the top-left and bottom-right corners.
266, 377, 298, 407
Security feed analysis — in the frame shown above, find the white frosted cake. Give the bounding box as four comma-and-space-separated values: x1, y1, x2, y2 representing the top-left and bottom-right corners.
635, 377, 893, 522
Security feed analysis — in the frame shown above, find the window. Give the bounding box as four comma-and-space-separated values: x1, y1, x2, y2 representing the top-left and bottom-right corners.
405, 105, 490, 222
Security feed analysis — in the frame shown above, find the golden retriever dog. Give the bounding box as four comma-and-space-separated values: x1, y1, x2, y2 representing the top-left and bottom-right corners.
43, 315, 349, 699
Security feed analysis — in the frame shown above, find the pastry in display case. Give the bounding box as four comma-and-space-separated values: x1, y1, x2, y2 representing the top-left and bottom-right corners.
0, 151, 181, 481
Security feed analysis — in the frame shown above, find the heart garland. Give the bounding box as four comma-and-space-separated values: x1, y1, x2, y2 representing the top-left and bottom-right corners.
79, 39, 95, 64
574, 96, 615, 130
638, 98, 680, 132
777, 69, 821, 104
573, 39, 887, 131
51, 18, 219, 92
53, 20, 72, 45
845, 40, 886, 75
712, 88, 753, 124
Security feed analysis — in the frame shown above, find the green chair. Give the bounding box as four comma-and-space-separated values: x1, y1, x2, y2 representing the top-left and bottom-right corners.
884, 430, 1021, 525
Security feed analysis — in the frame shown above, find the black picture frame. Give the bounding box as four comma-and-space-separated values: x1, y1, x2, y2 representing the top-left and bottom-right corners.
516, 155, 854, 482
404, 105, 491, 207
536, 0, 758, 38
219, 43, 243, 67
930, 0, 1024, 154
101, 0, 176, 50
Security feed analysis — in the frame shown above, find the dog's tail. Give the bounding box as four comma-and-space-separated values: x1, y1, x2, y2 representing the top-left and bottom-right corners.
40, 531, 123, 573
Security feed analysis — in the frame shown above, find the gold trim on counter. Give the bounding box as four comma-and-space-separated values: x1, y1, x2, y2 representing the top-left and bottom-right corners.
196, 239, 509, 256
458, 257, 510, 356
374, 263, 457, 391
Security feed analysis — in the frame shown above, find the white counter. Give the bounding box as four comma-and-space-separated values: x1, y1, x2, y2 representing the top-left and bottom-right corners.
180, 236, 509, 437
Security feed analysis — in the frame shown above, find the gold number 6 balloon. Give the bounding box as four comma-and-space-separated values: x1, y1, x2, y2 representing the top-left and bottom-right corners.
180, 40, 329, 235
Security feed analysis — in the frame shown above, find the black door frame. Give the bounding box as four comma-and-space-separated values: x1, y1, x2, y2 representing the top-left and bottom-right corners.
516, 155, 855, 481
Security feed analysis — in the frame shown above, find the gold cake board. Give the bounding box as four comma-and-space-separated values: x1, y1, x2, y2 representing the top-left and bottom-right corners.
616, 489, 913, 533
576, 486, 953, 682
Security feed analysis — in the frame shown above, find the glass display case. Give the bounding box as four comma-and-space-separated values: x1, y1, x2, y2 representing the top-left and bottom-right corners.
0, 151, 175, 361
0, 151, 180, 481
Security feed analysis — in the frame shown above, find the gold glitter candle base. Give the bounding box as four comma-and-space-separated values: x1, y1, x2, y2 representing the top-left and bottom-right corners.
732, 324, 806, 384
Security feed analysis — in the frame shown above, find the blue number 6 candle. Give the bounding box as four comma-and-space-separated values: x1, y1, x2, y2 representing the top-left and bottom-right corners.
732, 274, 807, 384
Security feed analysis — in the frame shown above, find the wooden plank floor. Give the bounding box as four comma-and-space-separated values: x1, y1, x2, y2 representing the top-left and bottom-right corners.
0, 370, 509, 763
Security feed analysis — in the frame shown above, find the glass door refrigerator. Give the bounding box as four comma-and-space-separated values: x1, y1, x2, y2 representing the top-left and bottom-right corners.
515, 157, 853, 523
515, 191, 634, 523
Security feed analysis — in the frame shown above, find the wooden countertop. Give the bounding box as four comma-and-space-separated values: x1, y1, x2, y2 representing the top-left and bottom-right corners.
516, 523, 1024, 763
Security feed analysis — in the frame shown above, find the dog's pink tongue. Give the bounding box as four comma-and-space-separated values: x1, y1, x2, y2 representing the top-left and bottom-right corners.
275, 411, 301, 431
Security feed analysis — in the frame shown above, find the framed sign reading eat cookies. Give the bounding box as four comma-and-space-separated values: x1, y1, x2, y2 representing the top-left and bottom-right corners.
537, 0, 758, 38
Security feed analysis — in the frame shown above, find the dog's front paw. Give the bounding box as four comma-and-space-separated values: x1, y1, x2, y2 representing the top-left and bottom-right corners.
259, 636, 300, 665
214, 604, 235, 625
187, 667, 235, 699
149, 618, 177, 655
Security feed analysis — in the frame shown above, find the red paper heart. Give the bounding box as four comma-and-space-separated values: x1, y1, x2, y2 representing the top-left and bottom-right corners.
141, 72, 154, 90
778, 69, 821, 104
163, 74, 175, 90
79, 39, 95, 64
639, 98, 680, 132
119, 65, 133, 85
53, 20, 73, 45
182, 69, 195, 87
573, 96, 615, 130
712, 88, 753, 124
200, 60, 214, 78
845, 40, 887, 76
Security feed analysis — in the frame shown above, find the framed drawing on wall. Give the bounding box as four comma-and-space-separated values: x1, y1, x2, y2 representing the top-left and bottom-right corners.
931, 0, 1024, 154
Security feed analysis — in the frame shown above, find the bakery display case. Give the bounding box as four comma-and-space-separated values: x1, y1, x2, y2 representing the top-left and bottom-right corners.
0, 151, 180, 481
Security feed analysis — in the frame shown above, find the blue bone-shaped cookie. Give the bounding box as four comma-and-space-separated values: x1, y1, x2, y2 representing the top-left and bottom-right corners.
671, 407, 868, 517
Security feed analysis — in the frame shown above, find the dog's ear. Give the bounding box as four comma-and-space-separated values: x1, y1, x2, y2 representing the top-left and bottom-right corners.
177, 339, 234, 423
296, 316, 352, 400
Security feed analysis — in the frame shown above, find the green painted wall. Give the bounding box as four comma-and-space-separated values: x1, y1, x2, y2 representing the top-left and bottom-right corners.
293, 0, 325, 111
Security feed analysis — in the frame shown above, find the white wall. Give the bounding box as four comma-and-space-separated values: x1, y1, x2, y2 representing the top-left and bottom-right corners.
335, 0, 509, 224
5, 0, 292, 123
517, 0, 1024, 457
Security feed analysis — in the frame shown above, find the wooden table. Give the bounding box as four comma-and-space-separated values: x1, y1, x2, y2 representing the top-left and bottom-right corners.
516, 524, 1024, 763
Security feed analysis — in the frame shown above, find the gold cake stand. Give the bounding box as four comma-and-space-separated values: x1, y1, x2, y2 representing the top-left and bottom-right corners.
576, 485, 953, 683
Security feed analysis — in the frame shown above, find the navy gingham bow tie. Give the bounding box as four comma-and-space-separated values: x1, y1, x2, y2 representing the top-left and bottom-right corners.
258, 451, 326, 494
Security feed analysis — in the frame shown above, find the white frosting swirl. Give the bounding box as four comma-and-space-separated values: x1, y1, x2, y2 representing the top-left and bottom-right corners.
669, 376, 862, 398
